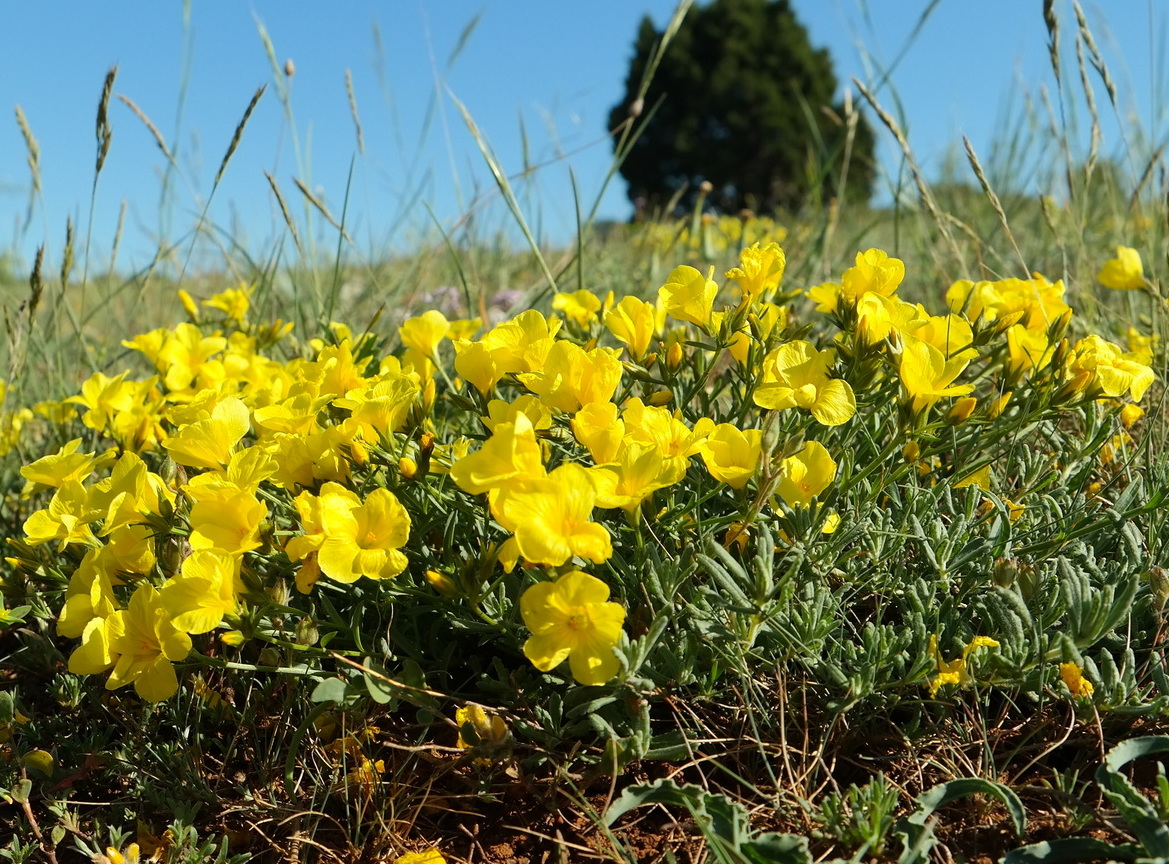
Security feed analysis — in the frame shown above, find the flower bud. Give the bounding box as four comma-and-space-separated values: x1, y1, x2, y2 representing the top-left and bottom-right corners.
416, 431, 435, 476
945, 397, 977, 425
724, 522, 750, 552
178, 289, 200, 323
993, 557, 1018, 589
666, 341, 684, 370
1048, 308, 1073, 344
991, 309, 1026, 336
1053, 370, 1094, 405
1149, 567, 1169, 609
426, 569, 458, 597
648, 389, 673, 407
1120, 403, 1144, 428
989, 392, 1012, 419
295, 617, 319, 647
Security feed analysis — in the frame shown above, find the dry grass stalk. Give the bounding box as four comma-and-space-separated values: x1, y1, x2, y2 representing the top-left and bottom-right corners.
266, 171, 303, 253
95, 65, 117, 179
215, 84, 266, 188
852, 78, 964, 271
1043, 0, 1062, 90
345, 69, 364, 155
293, 176, 352, 243
117, 94, 175, 165
1129, 144, 1166, 215
962, 135, 1029, 277
60, 217, 74, 289
14, 105, 40, 196
28, 245, 44, 325
1073, 0, 1119, 109
110, 199, 127, 274
1074, 33, 1102, 174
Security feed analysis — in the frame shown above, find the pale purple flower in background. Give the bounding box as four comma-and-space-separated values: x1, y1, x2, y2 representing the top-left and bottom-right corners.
485, 288, 525, 325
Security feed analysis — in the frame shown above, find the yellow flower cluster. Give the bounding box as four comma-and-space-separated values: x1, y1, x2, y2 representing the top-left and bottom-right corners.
15, 236, 1157, 703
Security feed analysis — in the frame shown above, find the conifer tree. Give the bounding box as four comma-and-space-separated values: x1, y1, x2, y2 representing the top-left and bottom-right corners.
609, 0, 875, 216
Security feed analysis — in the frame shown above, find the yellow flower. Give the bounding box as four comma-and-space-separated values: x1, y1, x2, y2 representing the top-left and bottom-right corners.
856, 293, 924, 346
333, 372, 421, 440
724, 242, 786, 304
946, 275, 1070, 331
253, 392, 330, 437
553, 289, 602, 328
104, 583, 193, 701
316, 484, 411, 583
1003, 498, 1025, 523
452, 340, 503, 395
604, 296, 658, 361
1005, 325, 1054, 380
450, 311, 559, 396
621, 397, 707, 478
1125, 326, 1156, 365
160, 550, 240, 634
1066, 335, 1154, 402
572, 401, 625, 465
805, 281, 842, 313
518, 342, 623, 413
928, 634, 999, 697
95, 452, 174, 531
774, 441, 836, 508
520, 570, 626, 686
398, 309, 451, 359
105, 844, 143, 864
185, 476, 267, 555
154, 322, 228, 394
911, 313, 977, 361
658, 265, 719, 328
590, 441, 679, 511
697, 423, 762, 490
312, 341, 374, 399
23, 479, 102, 550
753, 341, 856, 426
455, 704, 509, 750
203, 283, 254, 324
1097, 246, 1146, 290
57, 550, 119, 639
396, 850, 447, 864
19, 438, 114, 496
898, 336, 974, 414
449, 415, 546, 496
162, 396, 251, 470
842, 248, 905, 300
1120, 403, 1144, 428
953, 465, 991, 490
495, 463, 611, 567
1059, 662, 1094, 698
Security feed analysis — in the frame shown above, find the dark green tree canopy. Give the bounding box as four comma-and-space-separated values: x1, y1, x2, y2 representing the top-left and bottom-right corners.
609, 0, 875, 217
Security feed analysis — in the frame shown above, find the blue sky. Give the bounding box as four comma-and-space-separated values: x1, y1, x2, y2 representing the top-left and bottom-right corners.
0, 1, 1164, 272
